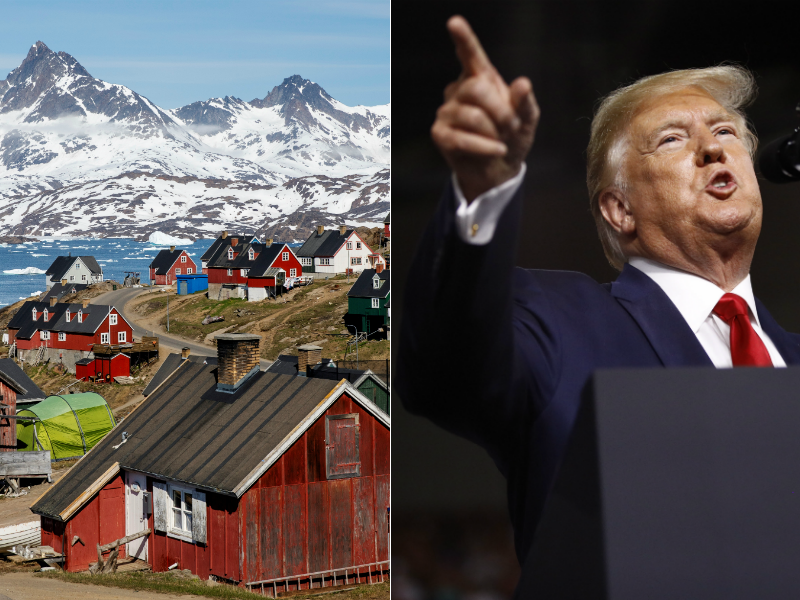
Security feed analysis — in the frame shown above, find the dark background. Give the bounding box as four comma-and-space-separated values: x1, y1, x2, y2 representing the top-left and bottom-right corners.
392, 1, 800, 596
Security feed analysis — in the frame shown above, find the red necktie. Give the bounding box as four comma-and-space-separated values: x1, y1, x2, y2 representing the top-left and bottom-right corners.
712, 293, 773, 367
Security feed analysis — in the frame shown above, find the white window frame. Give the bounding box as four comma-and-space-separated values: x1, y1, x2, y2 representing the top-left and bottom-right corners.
101, 332, 109, 344
248, 248, 254, 260
371, 297, 380, 309
41, 330, 50, 340
301, 257, 312, 266
282, 252, 289, 261
227, 248, 234, 260
82, 274, 86, 281
351, 257, 362, 265
77, 310, 83, 323
187, 268, 193, 274
319, 258, 331, 266
241, 269, 249, 277
110, 313, 118, 326
373, 276, 380, 289
227, 269, 232, 276
346, 242, 353, 250
58, 332, 66, 342
43, 309, 48, 321
69, 275, 74, 282
181, 255, 187, 263
290, 268, 297, 277
32, 308, 37, 320
169, 483, 195, 542
175, 268, 181, 275
66, 310, 71, 322
118, 331, 127, 343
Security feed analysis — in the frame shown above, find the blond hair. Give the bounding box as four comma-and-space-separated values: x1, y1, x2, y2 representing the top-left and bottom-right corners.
587, 65, 758, 270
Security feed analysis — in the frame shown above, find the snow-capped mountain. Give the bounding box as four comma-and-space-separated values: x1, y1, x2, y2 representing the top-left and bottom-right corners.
0, 42, 390, 241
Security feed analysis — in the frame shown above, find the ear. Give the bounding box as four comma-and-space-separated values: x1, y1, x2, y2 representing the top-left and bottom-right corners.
598, 188, 636, 236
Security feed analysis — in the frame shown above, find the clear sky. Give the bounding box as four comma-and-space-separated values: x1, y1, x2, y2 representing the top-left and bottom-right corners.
0, 0, 390, 109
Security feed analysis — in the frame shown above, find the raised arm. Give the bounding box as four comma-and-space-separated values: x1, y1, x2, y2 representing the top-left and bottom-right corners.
431, 16, 540, 201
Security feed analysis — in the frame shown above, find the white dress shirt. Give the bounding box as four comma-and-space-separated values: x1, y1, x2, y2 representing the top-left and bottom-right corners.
453, 171, 786, 368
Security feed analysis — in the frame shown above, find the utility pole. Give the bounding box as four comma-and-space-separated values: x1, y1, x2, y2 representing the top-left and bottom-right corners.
167, 288, 170, 332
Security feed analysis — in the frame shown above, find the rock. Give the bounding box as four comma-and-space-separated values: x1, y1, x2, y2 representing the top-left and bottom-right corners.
202, 315, 224, 325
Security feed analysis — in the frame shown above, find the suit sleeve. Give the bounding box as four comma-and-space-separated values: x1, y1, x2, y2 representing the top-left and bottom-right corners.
396, 179, 561, 474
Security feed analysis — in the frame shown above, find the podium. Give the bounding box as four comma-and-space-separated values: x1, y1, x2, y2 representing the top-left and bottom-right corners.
521, 366, 800, 599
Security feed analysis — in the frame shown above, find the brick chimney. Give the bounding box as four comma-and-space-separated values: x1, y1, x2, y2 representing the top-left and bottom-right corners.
181, 347, 190, 360
297, 344, 322, 377
317, 225, 324, 235
231, 237, 239, 247
221, 231, 228, 239
170, 245, 175, 252
61, 278, 67, 285
50, 297, 57, 307
265, 238, 273, 247
376, 262, 384, 274
339, 225, 347, 236
215, 333, 261, 392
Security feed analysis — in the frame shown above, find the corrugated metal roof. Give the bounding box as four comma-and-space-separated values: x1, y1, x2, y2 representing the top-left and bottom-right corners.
31, 363, 339, 520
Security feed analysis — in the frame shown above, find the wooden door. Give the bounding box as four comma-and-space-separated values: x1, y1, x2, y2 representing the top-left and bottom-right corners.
125, 471, 149, 561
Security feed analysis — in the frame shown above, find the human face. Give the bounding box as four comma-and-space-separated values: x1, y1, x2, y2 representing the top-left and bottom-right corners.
619, 88, 762, 270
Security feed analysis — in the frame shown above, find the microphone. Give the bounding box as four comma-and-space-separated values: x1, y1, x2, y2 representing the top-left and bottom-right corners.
759, 128, 800, 183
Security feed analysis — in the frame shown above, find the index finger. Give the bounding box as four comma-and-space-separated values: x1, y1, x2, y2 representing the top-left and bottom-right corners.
448, 15, 493, 76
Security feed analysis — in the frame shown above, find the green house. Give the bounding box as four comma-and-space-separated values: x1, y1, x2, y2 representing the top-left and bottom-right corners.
346, 268, 390, 334
355, 370, 390, 415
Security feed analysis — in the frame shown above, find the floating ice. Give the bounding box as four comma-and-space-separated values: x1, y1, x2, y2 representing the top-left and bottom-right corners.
31, 253, 48, 257
4, 267, 46, 275
148, 231, 193, 246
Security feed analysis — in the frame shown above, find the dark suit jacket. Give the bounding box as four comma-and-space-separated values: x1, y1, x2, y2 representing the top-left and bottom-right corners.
396, 181, 800, 571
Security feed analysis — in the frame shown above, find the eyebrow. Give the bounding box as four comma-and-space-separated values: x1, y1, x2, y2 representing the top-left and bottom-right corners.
645, 110, 737, 145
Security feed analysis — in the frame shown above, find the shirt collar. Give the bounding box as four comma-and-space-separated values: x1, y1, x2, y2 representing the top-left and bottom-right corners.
628, 257, 760, 332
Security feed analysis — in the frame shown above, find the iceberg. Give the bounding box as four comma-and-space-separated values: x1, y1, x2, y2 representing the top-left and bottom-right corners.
148, 231, 193, 246
3, 267, 47, 275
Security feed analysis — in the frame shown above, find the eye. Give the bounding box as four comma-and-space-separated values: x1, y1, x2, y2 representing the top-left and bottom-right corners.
716, 127, 735, 136
659, 135, 678, 145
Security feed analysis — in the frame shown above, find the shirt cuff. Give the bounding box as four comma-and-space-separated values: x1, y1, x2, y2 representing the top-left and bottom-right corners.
453, 164, 527, 245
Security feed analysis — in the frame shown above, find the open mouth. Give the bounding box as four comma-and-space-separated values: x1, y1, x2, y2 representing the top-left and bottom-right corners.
706, 170, 737, 197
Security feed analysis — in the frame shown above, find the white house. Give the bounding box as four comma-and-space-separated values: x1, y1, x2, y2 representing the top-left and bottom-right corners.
296, 225, 385, 275
44, 255, 103, 290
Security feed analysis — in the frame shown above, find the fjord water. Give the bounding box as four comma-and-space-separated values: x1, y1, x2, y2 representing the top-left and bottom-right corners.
0, 238, 215, 308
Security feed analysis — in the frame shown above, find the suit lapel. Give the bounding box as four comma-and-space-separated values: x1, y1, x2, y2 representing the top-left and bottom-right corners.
754, 298, 800, 365
610, 264, 714, 367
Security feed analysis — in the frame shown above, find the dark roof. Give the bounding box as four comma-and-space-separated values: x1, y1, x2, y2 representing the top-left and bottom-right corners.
7, 301, 123, 339
40, 283, 88, 303
348, 269, 390, 299
75, 358, 94, 366
143, 353, 215, 396
31, 362, 343, 519
384, 212, 390, 224
248, 245, 288, 277
45, 256, 102, 281
296, 229, 354, 258
0, 358, 47, 402
200, 234, 259, 262
204, 240, 287, 272
149, 249, 191, 275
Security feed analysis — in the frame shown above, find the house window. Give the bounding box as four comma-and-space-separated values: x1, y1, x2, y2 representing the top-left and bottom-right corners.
351, 257, 362, 265
75, 264, 79, 270
77, 310, 83, 323
176, 269, 181, 275
187, 268, 193, 274
82, 274, 86, 281
356, 242, 362, 249
241, 269, 248, 277
325, 413, 361, 479
41, 331, 50, 340
101, 332, 109, 344
290, 268, 296, 277
181, 255, 187, 263
346, 242, 353, 250
66, 310, 71, 322
227, 248, 234, 260
32, 308, 37, 320
43, 309, 48, 321
248, 248, 254, 260
118, 331, 126, 343
70, 276, 74, 282
227, 269, 232, 276
58, 332, 66, 341
110, 314, 118, 325
319, 258, 331, 266
373, 277, 380, 289
301, 258, 312, 266
172, 488, 193, 534
282, 252, 289, 261
372, 298, 380, 309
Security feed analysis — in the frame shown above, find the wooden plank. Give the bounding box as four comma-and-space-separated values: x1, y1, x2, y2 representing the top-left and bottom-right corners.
0, 451, 51, 477
98, 528, 151, 553
59, 462, 119, 521
259, 486, 282, 580
329, 479, 352, 569
307, 482, 330, 573
245, 492, 259, 583
375, 475, 389, 562
352, 477, 375, 566
284, 484, 307, 577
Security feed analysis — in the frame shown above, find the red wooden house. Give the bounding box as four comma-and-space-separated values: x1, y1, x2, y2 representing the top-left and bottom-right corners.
6, 299, 135, 374
75, 354, 131, 383
202, 233, 302, 301
0, 359, 47, 450
149, 247, 197, 286
32, 334, 390, 595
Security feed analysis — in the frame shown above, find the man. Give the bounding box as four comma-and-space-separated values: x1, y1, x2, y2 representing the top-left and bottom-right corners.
396, 14, 800, 590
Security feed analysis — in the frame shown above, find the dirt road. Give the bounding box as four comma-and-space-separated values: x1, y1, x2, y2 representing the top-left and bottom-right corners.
0, 572, 192, 599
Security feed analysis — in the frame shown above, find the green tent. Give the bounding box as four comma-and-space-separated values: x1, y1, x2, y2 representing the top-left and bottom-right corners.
16, 393, 116, 459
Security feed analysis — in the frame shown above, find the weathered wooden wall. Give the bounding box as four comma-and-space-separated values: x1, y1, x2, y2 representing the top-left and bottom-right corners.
0, 379, 17, 451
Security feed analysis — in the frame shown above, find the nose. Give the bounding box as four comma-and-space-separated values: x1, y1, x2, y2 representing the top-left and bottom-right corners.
696, 128, 724, 165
